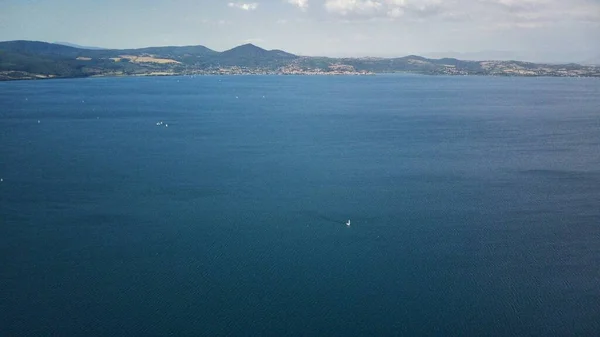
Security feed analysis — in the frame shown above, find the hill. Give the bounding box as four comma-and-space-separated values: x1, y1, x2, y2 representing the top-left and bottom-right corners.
1, 40, 599, 80
218, 44, 297, 67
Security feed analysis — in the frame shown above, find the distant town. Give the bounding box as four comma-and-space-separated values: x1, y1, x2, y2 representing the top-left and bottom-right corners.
100, 63, 373, 77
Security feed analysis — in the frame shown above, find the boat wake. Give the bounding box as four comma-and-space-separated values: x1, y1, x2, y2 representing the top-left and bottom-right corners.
301, 211, 354, 227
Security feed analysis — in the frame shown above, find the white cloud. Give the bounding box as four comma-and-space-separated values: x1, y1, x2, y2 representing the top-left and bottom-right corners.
227, 2, 259, 11
324, 0, 383, 16
387, 7, 404, 18
244, 37, 265, 44
479, 0, 600, 28
288, 0, 309, 10
324, 0, 443, 18
322, 0, 600, 24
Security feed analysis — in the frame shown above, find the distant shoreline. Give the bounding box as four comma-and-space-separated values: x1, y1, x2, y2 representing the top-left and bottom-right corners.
3, 71, 600, 82
2, 41, 599, 81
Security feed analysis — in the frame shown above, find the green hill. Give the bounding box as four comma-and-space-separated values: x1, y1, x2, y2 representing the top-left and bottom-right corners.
218, 43, 298, 67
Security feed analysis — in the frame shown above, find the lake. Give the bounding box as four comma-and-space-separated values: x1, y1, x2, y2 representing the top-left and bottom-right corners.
1, 75, 599, 336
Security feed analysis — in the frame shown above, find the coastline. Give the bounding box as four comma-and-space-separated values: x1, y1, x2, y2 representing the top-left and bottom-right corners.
3, 70, 600, 82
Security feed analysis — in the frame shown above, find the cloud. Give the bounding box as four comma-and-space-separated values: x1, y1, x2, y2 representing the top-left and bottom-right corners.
288, 0, 309, 10
323, 0, 444, 19
227, 2, 259, 10
322, 0, 600, 24
480, 0, 600, 27
244, 37, 265, 44
324, 0, 383, 16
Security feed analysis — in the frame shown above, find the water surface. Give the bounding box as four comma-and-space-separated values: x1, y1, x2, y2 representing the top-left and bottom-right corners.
1, 75, 599, 336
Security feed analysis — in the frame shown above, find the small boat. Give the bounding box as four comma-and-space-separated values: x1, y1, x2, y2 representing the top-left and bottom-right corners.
346, 220, 351, 227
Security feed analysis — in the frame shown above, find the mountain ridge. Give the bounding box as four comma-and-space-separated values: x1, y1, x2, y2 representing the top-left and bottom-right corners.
1, 40, 598, 80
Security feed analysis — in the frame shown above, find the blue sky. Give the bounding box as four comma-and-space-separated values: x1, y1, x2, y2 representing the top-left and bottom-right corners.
1, 0, 599, 62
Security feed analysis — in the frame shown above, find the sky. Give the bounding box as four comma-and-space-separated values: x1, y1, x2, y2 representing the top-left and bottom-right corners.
1, 0, 599, 62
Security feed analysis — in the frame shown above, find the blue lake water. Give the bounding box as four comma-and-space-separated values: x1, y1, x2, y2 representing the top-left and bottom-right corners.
1, 75, 599, 336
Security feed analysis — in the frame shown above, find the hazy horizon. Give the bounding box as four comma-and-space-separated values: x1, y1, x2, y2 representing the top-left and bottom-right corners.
1, 0, 599, 63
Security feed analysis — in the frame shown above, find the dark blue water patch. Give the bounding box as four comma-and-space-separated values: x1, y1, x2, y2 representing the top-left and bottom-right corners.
1, 75, 600, 336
